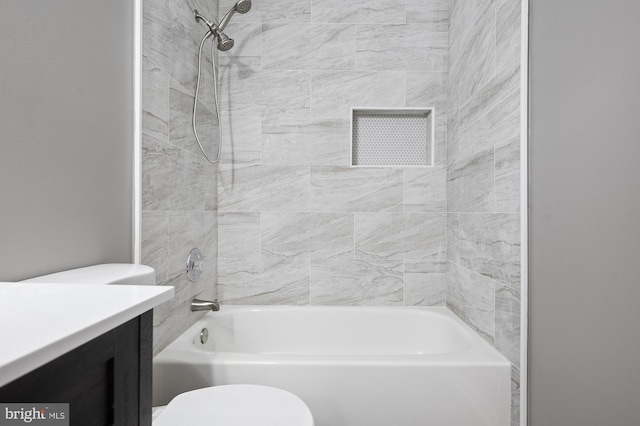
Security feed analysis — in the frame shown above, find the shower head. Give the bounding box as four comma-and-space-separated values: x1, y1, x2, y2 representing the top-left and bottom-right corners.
194, 1, 249, 52
216, 31, 235, 51
218, 0, 252, 31
235, 0, 252, 14
194, 10, 236, 51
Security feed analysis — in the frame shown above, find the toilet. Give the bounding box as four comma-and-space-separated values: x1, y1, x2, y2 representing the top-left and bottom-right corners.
23, 264, 314, 426
153, 384, 314, 426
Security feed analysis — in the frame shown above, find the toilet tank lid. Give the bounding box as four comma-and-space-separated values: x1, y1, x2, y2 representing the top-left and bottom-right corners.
21, 264, 156, 286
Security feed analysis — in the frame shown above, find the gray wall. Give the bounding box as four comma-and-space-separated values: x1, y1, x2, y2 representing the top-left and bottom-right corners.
216, 0, 449, 307
446, 1, 522, 424
529, 0, 640, 424
0, 0, 133, 281
141, 0, 220, 354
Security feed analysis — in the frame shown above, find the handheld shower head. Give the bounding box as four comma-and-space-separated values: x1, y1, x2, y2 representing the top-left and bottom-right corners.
219, 0, 253, 31
235, 0, 252, 14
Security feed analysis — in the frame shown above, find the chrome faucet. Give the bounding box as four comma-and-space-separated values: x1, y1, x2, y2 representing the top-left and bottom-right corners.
191, 299, 220, 312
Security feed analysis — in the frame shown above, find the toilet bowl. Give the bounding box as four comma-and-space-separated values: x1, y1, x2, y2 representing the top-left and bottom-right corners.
154, 384, 314, 426
23, 264, 314, 426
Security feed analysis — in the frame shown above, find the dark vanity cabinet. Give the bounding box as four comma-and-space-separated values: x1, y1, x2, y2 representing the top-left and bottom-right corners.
0, 312, 153, 426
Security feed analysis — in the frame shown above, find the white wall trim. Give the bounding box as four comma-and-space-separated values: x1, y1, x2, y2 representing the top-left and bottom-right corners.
520, 0, 530, 424
133, 0, 142, 264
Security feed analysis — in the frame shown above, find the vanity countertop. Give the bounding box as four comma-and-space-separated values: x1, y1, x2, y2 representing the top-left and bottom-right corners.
0, 282, 173, 387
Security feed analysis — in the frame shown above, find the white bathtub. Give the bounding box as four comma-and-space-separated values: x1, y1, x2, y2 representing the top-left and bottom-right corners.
153, 306, 510, 426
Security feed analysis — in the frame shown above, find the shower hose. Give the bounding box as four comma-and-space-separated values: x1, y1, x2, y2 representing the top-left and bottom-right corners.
192, 30, 222, 164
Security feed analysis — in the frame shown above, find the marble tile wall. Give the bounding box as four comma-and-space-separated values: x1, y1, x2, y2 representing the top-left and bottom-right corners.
216, 0, 449, 307
446, 0, 522, 424
141, 0, 521, 419
142, 0, 220, 354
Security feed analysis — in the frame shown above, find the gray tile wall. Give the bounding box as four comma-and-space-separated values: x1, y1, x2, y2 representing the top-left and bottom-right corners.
141, 0, 522, 421
142, 0, 220, 355
447, 0, 521, 424
217, 0, 449, 307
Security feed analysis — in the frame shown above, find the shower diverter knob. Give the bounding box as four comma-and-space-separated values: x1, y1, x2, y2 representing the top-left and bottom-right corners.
186, 248, 204, 282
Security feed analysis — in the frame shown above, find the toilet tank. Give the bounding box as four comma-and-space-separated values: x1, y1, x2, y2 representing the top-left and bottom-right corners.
21, 264, 156, 285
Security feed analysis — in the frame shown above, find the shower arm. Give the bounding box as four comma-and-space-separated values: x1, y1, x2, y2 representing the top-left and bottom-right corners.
194, 10, 219, 32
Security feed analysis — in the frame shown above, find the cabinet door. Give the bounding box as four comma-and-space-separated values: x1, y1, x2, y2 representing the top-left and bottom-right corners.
0, 312, 152, 426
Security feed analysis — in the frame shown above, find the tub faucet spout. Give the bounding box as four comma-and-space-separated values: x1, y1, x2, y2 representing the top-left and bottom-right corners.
191, 299, 220, 312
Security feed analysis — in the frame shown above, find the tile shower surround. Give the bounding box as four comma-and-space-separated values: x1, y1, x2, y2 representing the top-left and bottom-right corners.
216, 0, 450, 308
141, 0, 522, 423
216, 0, 521, 423
447, 0, 522, 424
141, 0, 220, 354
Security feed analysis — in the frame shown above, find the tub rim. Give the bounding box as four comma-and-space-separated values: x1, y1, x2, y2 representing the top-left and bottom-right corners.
154, 306, 510, 367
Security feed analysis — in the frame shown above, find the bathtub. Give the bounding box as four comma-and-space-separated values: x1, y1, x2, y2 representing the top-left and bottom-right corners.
153, 306, 510, 426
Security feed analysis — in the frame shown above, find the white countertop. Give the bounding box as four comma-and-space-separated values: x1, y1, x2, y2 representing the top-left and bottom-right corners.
0, 282, 174, 387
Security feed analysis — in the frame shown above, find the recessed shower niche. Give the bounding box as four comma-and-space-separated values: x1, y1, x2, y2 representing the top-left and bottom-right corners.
351, 108, 434, 167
